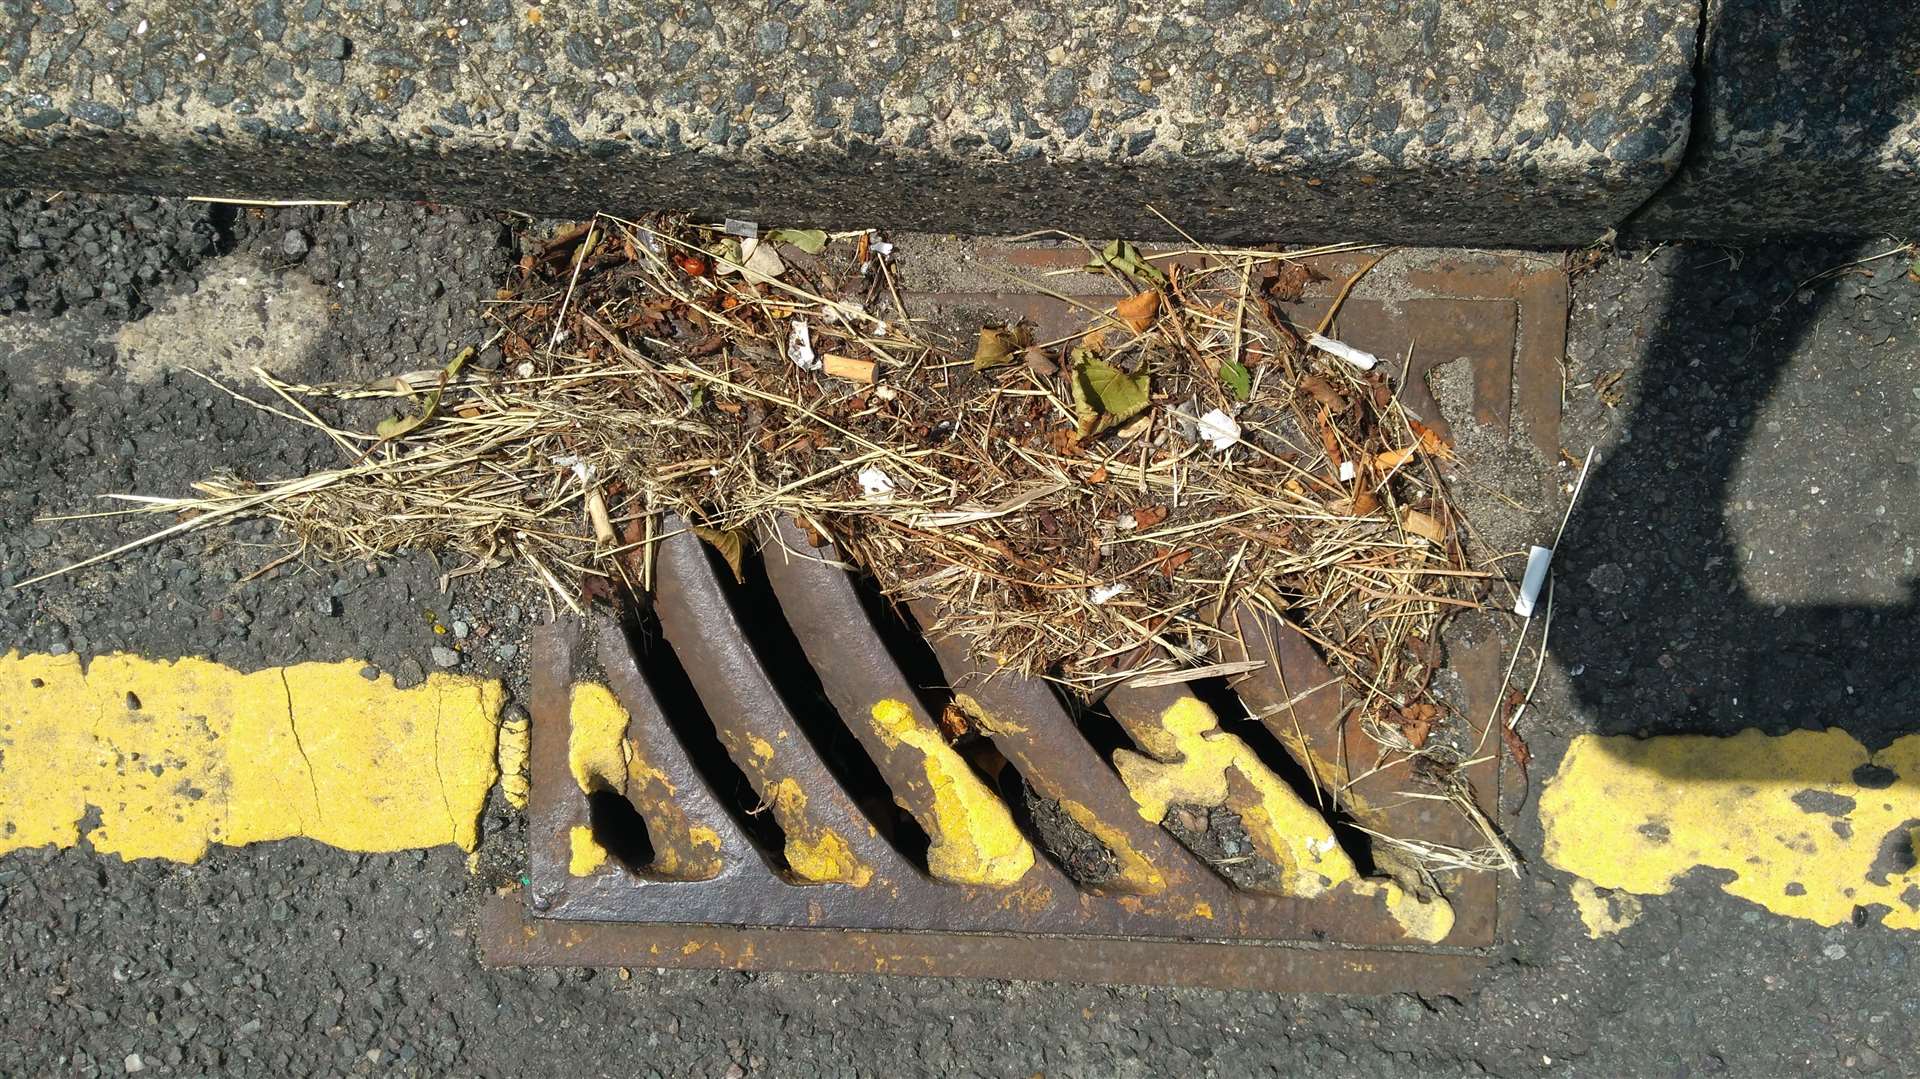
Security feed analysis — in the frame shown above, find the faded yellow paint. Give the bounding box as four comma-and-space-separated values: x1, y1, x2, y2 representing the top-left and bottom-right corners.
567, 683, 630, 793
1541, 729, 1920, 931
1112, 695, 1356, 897
0, 652, 502, 861
568, 825, 608, 876
1569, 878, 1643, 939
1353, 877, 1456, 943
766, 776, 873, 886
497, 705, 531, 809
868, 698, 1034, 887
948, 692, 1164, 894
746, 734, 776, 765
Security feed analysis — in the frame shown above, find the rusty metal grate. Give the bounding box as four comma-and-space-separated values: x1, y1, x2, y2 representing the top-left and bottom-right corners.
481, 252, 1564, 994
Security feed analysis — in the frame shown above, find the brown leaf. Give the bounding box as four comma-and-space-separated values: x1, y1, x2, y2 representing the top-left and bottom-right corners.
1300, 375, 1347, 411
1265, 260, 1325, 303
1159, 549, 1195, 577
1086, 465, 1109, 485
1500, 720, 1531, 786
691, 525, 748, 583
1397, 705, 1435, 749
1411, 419, 1455, 459
1131, 505, 1169, 529
1374, 446, 1418, 471
938, 701, 973, 741
1114, 290, 1160, 333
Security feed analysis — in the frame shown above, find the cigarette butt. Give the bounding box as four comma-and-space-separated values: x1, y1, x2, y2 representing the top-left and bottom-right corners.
1514, 545, 1553, 617
823, 354, 876, 383
586, 488, 616, 546
1401, 509, 1446, 544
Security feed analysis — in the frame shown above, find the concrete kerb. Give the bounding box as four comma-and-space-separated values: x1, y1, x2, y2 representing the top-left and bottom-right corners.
0, 0, 1699, 245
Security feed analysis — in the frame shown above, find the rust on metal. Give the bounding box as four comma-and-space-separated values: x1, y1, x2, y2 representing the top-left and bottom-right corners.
491, 245, 1563, 991
480, 895, 1482, 996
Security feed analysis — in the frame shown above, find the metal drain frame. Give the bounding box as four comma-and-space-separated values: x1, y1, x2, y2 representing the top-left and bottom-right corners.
482, 252, 1566, 993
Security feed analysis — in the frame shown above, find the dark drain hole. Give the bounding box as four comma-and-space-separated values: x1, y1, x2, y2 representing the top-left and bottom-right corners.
845, 571, 956, 723
617, 603, 792, 866
585, 786, 656, 873
712, 541, 934, 870
1187, 675, 1377, 878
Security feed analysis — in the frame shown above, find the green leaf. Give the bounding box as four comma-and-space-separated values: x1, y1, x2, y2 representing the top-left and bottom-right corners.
1221, 360, 1251, 402
374, 345, 472, 440
1084, 239, 1166, 288
1072, 354, 1151, 437
767, 228, 829, 254
691, 525, 748, 583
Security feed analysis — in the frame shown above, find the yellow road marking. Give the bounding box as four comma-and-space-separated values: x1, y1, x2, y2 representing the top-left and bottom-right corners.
869, 698, 1034, 887
0, 652, 504, 862
1542, 729, 1920, 931
1112, 695, 1358, 898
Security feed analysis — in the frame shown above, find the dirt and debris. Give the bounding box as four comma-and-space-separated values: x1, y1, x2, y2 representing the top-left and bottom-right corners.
39, 213, 1496, 812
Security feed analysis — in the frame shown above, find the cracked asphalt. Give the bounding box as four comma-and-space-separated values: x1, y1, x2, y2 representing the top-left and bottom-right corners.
0, 194, 1915, 1077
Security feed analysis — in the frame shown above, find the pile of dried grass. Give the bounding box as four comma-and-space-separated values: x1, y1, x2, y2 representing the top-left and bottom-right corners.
37, 213, 1496, 751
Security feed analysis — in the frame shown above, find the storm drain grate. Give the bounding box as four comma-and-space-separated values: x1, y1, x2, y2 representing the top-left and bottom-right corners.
481, 253, 1563, 993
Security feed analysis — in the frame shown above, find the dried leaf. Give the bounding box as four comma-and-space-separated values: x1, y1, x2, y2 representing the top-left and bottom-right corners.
1023, 347, 1057, 376
691, 525, 748, 583
938, 701, 973, 740
972, 325, 1030, 371
1072, 353, 1151, 437
1159, 549, 1194, 576
1374, 446, 1417, 471
1411, 419, 1455, 458
373, 346, 471, 440
1220, 360, 1251, 401
1300, 375, 1346, 411
1114, 290, 1160, 333
767, 227, 829, 254
1401, 509, 1447, 544
1265, 260, 1324, 302
1086, 466, 1109, 484
1131, 505, 1169, 528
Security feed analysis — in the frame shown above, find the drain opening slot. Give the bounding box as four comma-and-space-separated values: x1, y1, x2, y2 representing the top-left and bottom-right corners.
616, 604, 791, 868
584, 786, 656, 873
714, 541, 934, 869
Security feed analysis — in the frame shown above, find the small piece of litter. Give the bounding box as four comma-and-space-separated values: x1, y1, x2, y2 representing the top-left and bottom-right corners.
872, 239, 894, 257
787, 320, 818, 370
822, 353, 876, 383
1196, 408, 1241, 451
858, 466, 896, 502
722, 217, 759, 238
1514, 544, 1554, 618
1307, 331, 1379, 372
1338, 460, 1357, 482
1090, 582, 1129, 604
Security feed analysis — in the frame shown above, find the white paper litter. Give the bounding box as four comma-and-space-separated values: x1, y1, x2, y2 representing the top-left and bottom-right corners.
1196, 408, 1242, 451
1338, 459, 1357, 482
1513, 544, 1554, 618
858, 465, 896, 502
1090, 582, 1129, 604
1307, 331, 1379, 372
786, 319, 818, 370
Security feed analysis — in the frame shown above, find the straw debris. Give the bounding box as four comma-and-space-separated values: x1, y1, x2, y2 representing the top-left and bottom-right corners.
37, 213, 1499, 808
